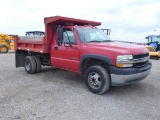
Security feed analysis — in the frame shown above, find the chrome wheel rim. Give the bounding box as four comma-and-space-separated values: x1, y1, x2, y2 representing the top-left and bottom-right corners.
25, 60, 31, 71
88, 72, 102, 89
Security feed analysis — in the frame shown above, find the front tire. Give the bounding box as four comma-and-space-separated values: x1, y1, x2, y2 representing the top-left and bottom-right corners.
24, 56, 36, 74
85, 66, 110, 94
0, 45, 8, 53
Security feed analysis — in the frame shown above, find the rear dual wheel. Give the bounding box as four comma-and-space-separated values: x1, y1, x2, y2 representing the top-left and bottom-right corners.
24, 56, 41, 74
33, 56, 42, 73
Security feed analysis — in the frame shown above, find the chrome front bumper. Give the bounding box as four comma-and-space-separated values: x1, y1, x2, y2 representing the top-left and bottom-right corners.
110, 61, 152, 86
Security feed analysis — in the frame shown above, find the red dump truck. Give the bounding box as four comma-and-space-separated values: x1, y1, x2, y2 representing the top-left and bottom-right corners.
15, 16, 152, 94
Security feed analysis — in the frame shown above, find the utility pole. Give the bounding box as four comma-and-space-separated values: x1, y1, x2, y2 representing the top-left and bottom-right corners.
154, 30, 156, 41
154, 30, 156, 35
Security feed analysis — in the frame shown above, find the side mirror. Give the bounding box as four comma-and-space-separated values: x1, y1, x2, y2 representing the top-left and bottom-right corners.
56, 27, 63, 46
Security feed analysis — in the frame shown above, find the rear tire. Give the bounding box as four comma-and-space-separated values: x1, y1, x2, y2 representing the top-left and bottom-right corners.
24, 56, 36, 74
0, 45, 8, 53
33, 56, 42, 73
85, 65, 110, 94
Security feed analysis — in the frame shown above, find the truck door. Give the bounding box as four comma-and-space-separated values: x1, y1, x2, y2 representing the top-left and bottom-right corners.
51, 28, 80, 73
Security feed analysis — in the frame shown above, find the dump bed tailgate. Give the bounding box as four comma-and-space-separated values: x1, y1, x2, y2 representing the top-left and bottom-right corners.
14, 36, 51, 53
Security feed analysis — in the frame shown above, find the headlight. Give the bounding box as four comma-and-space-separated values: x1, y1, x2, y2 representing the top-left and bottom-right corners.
116, 55, 133, 68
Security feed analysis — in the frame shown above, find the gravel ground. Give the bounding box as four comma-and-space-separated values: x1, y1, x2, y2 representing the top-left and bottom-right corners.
0, 51, 160, 120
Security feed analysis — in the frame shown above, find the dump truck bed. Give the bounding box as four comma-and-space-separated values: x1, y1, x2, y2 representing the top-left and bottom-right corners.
14, 16, 101, 53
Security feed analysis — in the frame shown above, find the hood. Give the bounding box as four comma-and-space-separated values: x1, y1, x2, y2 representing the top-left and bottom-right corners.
80, 42, 149, 65
85, 42, 149, 55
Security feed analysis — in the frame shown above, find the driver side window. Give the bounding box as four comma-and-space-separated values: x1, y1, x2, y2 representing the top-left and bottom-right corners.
63, 29, 77, 44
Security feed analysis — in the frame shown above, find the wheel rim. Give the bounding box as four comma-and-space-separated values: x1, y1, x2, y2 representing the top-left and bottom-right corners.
25, 60, 31, 71
88, 72, 102, 89
0, 46, 7, 52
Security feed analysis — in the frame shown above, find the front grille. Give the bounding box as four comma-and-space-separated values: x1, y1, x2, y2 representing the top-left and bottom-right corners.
133, 61, 148, 67
133, 53, 149, 59
133, 53, 149, 67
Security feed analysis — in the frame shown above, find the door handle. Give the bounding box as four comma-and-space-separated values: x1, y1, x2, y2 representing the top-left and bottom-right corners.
54, 47, 58, 50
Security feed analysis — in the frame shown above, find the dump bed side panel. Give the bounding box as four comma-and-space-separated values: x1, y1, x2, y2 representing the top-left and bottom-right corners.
14, 36, 51, 53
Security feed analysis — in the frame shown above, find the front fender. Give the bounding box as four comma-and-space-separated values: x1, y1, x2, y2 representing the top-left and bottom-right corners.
80, 54, 113, 74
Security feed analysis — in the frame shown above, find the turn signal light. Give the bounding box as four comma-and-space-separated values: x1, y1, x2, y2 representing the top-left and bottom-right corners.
116, 63, 123, 68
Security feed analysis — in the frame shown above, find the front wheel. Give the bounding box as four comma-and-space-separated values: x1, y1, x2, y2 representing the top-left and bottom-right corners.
0, 45, 8, 53
85, 66, 110, 94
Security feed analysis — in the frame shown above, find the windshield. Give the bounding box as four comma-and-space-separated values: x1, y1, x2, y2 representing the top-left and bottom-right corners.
76, 28, 112, 43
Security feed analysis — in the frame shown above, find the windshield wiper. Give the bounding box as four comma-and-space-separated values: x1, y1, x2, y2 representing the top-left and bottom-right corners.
87, 40, 101, 43
100, 40, 112, 42
86, 40, 112, 43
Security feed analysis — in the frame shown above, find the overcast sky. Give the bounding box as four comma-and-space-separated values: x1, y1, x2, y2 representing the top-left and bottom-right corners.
0, 0, 160, 43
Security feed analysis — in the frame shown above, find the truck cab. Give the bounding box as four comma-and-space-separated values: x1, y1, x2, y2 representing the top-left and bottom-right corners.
14, 16, 152, 94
